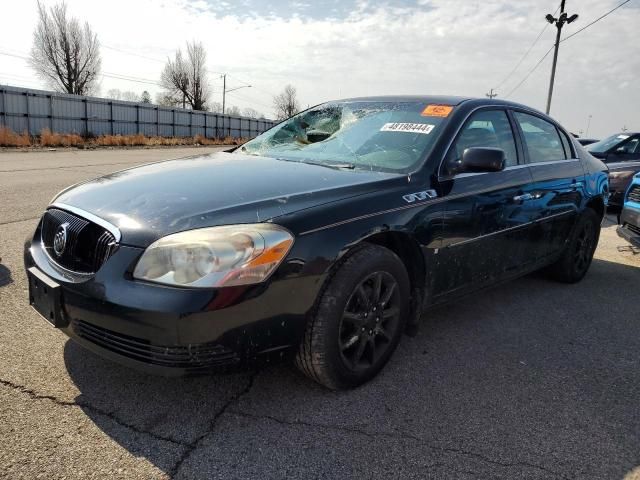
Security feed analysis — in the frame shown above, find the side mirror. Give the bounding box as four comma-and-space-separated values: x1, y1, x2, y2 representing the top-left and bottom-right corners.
461, 147, 505, 173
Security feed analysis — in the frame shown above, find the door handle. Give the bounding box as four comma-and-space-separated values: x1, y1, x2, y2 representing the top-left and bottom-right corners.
571, 181, 584, 190
513, 193, 533, 202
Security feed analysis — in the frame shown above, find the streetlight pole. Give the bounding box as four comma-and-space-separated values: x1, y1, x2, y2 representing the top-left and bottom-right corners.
221, 74, 226, 115
221, 74, 252, 115
545, 1, 579, 115
585, 114, 592, 137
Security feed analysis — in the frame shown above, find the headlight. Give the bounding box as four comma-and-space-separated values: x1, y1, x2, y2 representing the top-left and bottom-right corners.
133, 224, 294, 288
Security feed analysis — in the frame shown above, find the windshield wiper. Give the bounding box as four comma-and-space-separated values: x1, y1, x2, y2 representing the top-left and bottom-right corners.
275, 158, 356, 170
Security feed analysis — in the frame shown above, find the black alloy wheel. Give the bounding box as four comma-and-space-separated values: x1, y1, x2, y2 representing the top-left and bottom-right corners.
547, 208, 600, 283
295, 244, 410, 390
338, 271, 401, 372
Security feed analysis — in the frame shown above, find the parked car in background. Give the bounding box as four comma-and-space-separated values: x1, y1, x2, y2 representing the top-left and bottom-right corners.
577, 138, 599, 147
588, 133, 640, 206
617, 173, 640, 247
24, 96, 609, 389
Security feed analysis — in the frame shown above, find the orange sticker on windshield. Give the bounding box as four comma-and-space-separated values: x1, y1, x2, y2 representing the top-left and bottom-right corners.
422, 105, 453, 117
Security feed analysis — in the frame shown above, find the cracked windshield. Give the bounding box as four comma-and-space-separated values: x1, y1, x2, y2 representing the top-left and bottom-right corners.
238, 101, 448, 172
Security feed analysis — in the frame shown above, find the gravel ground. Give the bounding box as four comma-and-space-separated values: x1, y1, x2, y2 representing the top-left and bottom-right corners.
0, 148, 639, 479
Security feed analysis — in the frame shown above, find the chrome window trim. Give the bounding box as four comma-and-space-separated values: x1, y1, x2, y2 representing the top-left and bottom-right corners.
50, 202, 122, 242
439, 158, 581, 180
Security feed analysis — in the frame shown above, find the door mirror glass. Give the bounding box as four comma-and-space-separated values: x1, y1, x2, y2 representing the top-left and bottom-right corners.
461, 147, 505, 173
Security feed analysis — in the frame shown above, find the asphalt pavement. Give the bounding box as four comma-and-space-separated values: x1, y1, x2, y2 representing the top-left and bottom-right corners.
1, 148, 639, 480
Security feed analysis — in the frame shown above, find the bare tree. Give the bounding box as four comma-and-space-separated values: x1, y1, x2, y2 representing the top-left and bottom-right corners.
273, 85, 301, 120
30, 1, 101, 95
140, 91, 151, 103
155, 92, 181, 107
208, 102, 222, 113
242, 107, 262, 119
226, 105, 241, 117
106, 89, 140, 102
160, 41, 210, 111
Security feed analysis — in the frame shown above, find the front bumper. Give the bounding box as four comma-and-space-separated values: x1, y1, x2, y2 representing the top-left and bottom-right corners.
617, 206, 640, 248
609, 190, 624, 207
24, 238, 323, 376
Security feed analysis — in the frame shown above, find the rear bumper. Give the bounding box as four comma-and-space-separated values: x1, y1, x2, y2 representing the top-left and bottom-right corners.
24, 238, 322, 376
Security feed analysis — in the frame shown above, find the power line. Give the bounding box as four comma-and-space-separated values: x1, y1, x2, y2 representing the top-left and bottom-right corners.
225, 90, 273, 110
560, 0, 633, 43
0, 50, 29, 60
102, 44, 166, 63
505, 45, 555, 98
493, 4, 560, 91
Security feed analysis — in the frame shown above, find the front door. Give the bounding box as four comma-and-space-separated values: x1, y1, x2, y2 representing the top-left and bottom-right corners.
433, 108, 535, 299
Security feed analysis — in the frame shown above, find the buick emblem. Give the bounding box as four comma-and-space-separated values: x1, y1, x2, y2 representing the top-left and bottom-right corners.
53, 223, 69, 257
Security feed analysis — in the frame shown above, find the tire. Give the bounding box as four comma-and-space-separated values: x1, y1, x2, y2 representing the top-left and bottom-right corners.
295, 244, 410, 390
546, 208, 601, 283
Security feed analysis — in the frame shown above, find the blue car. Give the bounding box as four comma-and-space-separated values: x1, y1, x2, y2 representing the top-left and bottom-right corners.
617, 173, 640, 247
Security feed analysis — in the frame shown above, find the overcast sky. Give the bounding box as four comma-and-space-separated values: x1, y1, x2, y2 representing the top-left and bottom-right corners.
0, 0, 638, 137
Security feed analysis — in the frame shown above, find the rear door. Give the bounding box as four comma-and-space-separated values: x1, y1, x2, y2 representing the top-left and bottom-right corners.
512, 111, 586, 261
434, 108, 535, 298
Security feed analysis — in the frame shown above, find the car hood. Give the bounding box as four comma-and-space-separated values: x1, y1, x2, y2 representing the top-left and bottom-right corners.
53, 152, 401, 246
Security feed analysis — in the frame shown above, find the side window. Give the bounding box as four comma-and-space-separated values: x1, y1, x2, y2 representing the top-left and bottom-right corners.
619, 136, 640, 154
514, 112, 567, 163
444, 110, 518, 175
559, 130, 574, 159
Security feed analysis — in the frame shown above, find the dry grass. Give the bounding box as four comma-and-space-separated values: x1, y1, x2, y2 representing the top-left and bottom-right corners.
40, 128, 84, 147
0, 126, 31, 147
0, 126, 245, 149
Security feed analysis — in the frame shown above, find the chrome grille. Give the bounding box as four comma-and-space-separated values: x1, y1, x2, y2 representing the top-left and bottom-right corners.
41, 208, 117, 274
628, 185, 640, 203
627, 223, 640, 236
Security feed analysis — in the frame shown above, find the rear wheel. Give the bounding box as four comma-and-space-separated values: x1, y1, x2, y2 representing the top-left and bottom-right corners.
295, 244, 410, 390
546, 208, 601, 283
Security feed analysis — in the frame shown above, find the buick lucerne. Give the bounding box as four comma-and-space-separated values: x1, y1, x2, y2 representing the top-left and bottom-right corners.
24, 96, 609, 389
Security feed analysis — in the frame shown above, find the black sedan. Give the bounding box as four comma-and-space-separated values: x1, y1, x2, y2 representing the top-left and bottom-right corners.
587, 132, 640, 206
24, 96, 609, 389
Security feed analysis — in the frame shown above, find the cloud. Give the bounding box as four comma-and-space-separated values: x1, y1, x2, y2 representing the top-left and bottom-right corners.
0, 0, 638, 136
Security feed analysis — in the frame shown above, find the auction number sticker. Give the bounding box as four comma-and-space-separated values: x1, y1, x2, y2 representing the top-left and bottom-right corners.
380, 123, 435, 135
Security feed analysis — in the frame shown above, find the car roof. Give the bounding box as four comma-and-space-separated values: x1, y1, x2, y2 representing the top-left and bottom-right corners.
332, 95, 546, 114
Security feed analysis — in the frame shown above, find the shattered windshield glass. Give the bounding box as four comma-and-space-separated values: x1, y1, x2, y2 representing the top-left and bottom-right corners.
236, 101, 449, 173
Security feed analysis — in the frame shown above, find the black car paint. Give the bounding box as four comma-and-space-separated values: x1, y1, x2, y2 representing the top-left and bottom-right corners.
24, 96, 609, 375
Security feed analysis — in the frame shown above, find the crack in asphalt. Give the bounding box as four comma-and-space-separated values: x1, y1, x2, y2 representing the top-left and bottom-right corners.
0, 216, 41, 227
0, 378, 188, 448
227, 411, 571, 480
0, 375, 570, 479
169, 370, 259, 478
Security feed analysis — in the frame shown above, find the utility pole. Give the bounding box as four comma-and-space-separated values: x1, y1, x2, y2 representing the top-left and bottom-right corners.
585, 114, 592, 137
486, 88, 498, 99
221, 74, 226, 115
545, 1, 579, 115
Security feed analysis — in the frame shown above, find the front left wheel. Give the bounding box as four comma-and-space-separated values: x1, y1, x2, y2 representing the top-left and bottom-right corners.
295, 244, 410, 390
